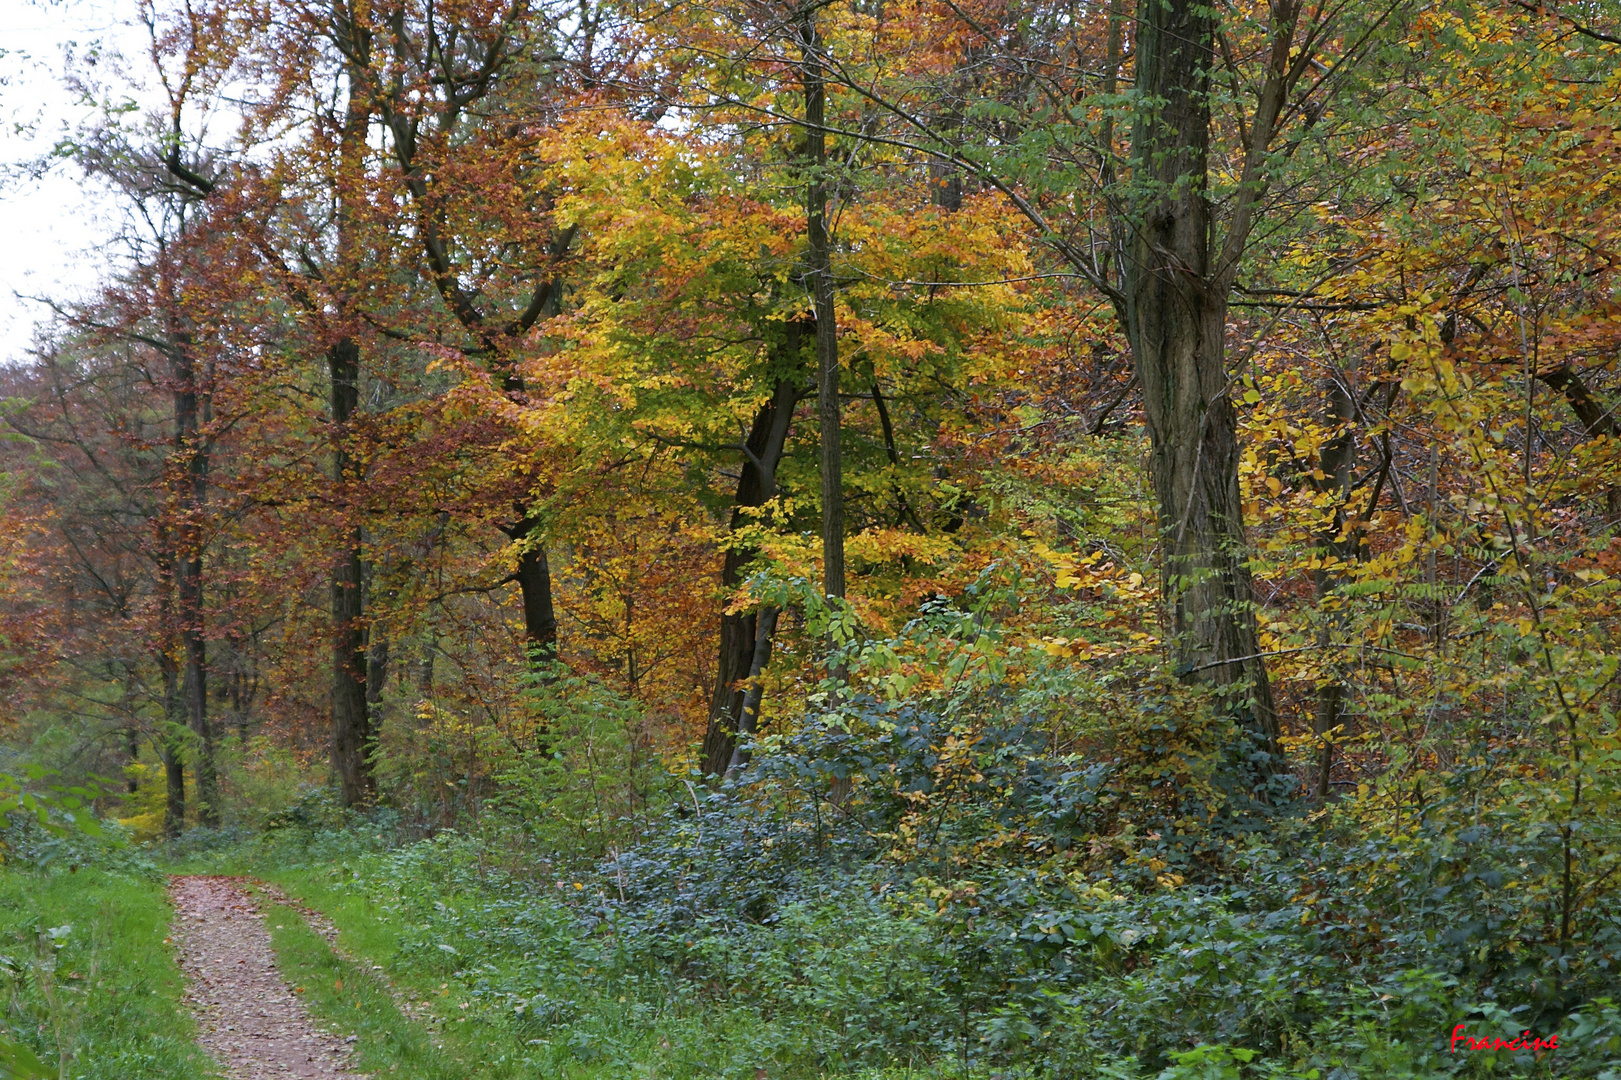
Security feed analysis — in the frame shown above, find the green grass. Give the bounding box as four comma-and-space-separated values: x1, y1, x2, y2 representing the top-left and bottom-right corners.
258, 899, 476, 1079
250, 862, 938, 1080
251, 879, 615, 1079
0, 864, 217, 1080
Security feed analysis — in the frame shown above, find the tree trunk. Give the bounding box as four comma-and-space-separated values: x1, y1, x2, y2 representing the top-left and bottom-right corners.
159, 655, 186, 837
727, 606, 780, 775
801, 13, 845, 604
328, 59, 375, 809
1312, 376, 1356, 799
125, 728, 140, 794
417, 635, 436, 694
701, 376, 798, 777
161, 743, 186, 838
329, 335, 374, 807
367, 625, 389, 738
1125, 0, 1279, 756
172, 335, 219, 826
507, 518, 560, 667
871, 379, 925, 531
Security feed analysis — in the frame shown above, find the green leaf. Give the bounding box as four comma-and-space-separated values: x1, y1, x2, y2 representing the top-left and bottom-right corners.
0, 1034, 52, 1080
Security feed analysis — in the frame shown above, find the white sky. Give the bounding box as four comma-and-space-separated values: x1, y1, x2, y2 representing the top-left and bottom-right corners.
0, 0, 152, 364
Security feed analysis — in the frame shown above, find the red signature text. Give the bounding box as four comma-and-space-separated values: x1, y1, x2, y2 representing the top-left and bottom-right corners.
1450, 1024, 1557, 1053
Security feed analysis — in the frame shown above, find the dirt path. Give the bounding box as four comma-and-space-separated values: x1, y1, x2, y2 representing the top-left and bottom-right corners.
168, 875, 368, 1080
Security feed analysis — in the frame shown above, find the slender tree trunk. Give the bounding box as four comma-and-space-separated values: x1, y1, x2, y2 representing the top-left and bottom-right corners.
801, 13, 845, 604
727, 606, 780, 775
367, 625, 389, 737
701, 376, 798, 777
871, 380, 926, 532
329, 55, 376, 808
417, 634, 436, 695
171, 334, 219, 826
125, 727, 140, 794
330, 335, 374, 807
1125, 0, 1279, 756
1312, 377, 1356, 799
159, 656, 186, 838
233, 667, 250, 746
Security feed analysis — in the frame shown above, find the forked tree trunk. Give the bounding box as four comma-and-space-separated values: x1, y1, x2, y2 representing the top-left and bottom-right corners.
727, 606, 780, 775
1126, 0, 1279, 756
701, 376, 799, 777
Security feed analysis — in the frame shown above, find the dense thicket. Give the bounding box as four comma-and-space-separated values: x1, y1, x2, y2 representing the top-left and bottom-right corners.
4, 0, 1621, 1074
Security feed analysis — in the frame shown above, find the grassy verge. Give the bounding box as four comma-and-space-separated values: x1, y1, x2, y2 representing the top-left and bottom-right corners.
252, 881, 625, 1080
0, 864, 216, 1080
257, 899, 478, 1079
251, 863, 873, 1080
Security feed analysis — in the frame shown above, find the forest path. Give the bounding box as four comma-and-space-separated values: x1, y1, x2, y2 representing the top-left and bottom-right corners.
168, 875, 369, 1079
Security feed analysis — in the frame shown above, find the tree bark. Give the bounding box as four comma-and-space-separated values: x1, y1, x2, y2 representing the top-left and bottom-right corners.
701, 375, 799, 777
159, 656, 186, 838
1125, 0, 1280, 756
329, 335, 374, 807
727, 606, 780, 775
367, 625, 390, 737
505, 517, 560, 667
171, 334, 219, 826
872, 379, 926, 532
125, 728, 141, 795
1312, 376, 1356, 799
328, 50, 376, 808
801, 12, 845, 604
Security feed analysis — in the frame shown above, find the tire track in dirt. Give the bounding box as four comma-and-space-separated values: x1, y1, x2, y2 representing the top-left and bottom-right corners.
168, 875, 369, 1079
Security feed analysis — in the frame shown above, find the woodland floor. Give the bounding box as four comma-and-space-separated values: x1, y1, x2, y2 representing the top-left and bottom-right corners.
168, 875, 369, 1079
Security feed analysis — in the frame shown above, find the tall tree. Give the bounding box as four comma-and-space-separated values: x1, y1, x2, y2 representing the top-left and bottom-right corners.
701, 375, 799, 777
1122, 0, 1300, 750
787, 0, 1379, 758
327, 46, 376, 806
319, 0, 590, 670
800, 8, 845, 605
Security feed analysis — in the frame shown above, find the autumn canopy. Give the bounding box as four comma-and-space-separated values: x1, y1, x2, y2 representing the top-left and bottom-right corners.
2, 0, 1620, 1072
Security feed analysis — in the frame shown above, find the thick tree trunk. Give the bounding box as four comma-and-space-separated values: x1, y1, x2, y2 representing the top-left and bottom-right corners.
329, 335, 374, 807
701, 376, 798, 777
1126, 0, 1279, 756
180, 618, 217, 826
801, 14, 845, 604
506, 518, 559, 667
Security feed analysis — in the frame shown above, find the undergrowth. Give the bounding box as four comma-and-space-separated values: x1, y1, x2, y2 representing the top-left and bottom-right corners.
0, 858, 214, 1080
